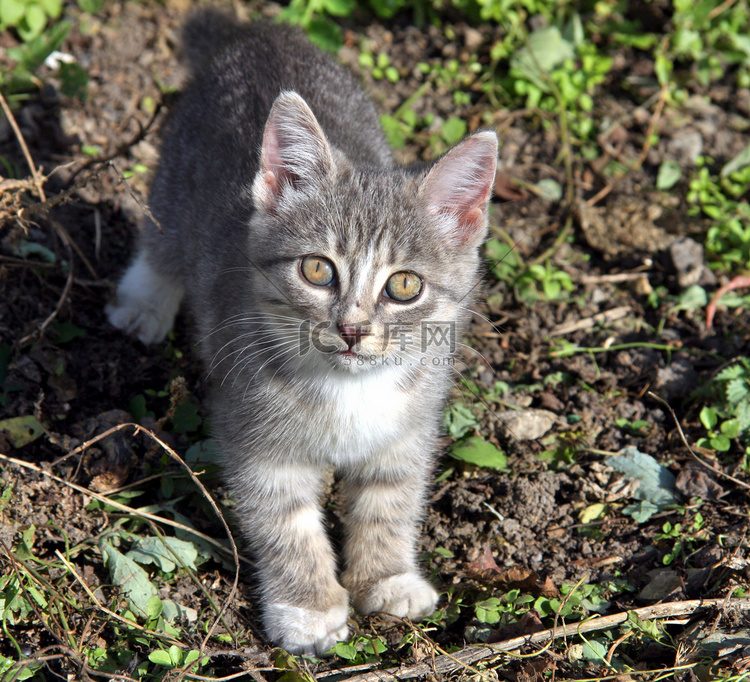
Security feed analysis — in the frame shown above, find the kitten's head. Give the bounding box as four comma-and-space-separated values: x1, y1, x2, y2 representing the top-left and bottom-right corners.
248, 91, 497, 375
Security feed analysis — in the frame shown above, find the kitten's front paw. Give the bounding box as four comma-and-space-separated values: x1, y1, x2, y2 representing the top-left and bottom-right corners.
107, 252, 183, 345
353, 573, 438, 621
264, 602, 350, 656
106, 296, 174, 345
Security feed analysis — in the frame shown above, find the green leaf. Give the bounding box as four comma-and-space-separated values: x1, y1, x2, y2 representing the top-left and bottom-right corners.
671, 285, 707, 312
579, 503, 607, 524
510, 26, 575, 90
185, 438, 220, 465
0, 0, 26, 26
330, 641, 357, 659
622, 500, 660, 523
720, 418, 741, 439
443, 402, 477, 439
562, 12, 584, 47
440, 117, 467, 146
101, 542, 158, 618
20, 3, 47, 41
52, 320, 86, 343
146, 595, 163, 620
148, 649, 174, 667
607, 447, 677, 507
168, 645, 182, 666
38, 0, 60, 19
657, 160, 682, 190
654, 53, 673, 86
321, 0, 354, 16
305, 17, 342, 52
449, 436, 507, 470
700, 406, 718, 430
384, 66, 399, 83
710, 434, 731, 451
161, 597, 198, 625
726, 377, 750, 405
59, 62, 88, 100
184, 650, 200, 666
13, 239, 56, 263
581, 639, 608, 661
129, 394, 148, 421
0, 415, 45, 448
171, 396, 201, 433
127, 536, 199, 573
380, 114, 405, 149
77, 0, 103, 12
721, 142, 750, 178
535, 178, 563, 201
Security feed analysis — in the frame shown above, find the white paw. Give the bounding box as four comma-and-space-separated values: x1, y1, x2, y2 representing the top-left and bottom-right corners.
264, 602, 350, 656
107, 251, 183, 345
355, 573, 438, 620
107, 297, 174, 345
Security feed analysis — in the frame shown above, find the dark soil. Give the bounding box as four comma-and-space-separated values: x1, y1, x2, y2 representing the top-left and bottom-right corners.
1, 1, 749, 680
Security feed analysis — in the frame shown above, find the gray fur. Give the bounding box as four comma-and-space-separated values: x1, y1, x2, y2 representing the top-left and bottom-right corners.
107, 8, 497, 655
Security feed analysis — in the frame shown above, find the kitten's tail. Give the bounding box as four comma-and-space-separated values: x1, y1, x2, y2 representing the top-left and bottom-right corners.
181, 8, 244, 72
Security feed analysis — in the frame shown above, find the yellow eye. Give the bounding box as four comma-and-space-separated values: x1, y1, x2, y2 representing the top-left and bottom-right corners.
385, 272, 422, 301
301, 256, 335, 286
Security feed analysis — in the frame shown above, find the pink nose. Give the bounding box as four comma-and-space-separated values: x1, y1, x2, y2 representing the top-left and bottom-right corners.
338, 324, 367, 349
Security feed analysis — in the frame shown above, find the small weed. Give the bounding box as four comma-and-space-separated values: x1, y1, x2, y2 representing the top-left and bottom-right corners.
655, 513, 707, 565
695, 357, 750, 456
687, 157, 750, 273
0, 0, 63, 42
148, 646, 207, 670
615, 418, 651, 437
473, 589, 535, 625
329, 633, 388, 663
359, 51, 400, 82
485, 238, 574, 304
417, 54, 482, 107
539, 429, 586, 468
443, 401, 478, 439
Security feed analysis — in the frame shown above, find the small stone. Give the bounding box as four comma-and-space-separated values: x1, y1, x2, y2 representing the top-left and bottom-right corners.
666, 130, 703, 165
496, 409, 558, 441
654, 357, 699, 402
463, 27, 483, 51
669, 236, 706, 288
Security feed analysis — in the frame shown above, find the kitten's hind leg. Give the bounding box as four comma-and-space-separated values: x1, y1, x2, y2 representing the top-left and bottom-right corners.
340, 447, 438, 621
107, 249, 184, 345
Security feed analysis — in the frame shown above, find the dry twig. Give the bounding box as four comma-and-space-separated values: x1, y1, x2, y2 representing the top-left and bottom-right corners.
322, 598, 750, 681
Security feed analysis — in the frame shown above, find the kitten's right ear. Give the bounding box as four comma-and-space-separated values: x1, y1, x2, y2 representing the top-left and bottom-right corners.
252, 92, 333, 212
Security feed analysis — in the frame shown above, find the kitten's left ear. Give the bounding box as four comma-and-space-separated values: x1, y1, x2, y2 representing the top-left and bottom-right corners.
419, 131, 498, 249
253, 91, 334, 212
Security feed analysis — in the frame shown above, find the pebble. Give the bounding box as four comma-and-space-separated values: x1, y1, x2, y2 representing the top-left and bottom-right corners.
654, 357, 699, 402
666, 130, 703, 165
495, 408, 558, 441
668, 236, 706, 288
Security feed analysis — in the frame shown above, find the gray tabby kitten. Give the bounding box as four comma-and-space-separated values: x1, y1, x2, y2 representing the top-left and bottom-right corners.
107, 9, 497, 654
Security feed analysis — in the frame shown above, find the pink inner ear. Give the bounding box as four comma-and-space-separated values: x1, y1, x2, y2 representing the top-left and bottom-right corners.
421, 131, 498, 247
254, 91, 333, 213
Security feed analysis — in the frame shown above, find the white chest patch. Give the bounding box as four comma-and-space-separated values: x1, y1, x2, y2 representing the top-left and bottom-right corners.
300, 364, 410, 466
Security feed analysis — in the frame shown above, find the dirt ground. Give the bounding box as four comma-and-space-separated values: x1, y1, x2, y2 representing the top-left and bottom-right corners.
1, 1, 750, 680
